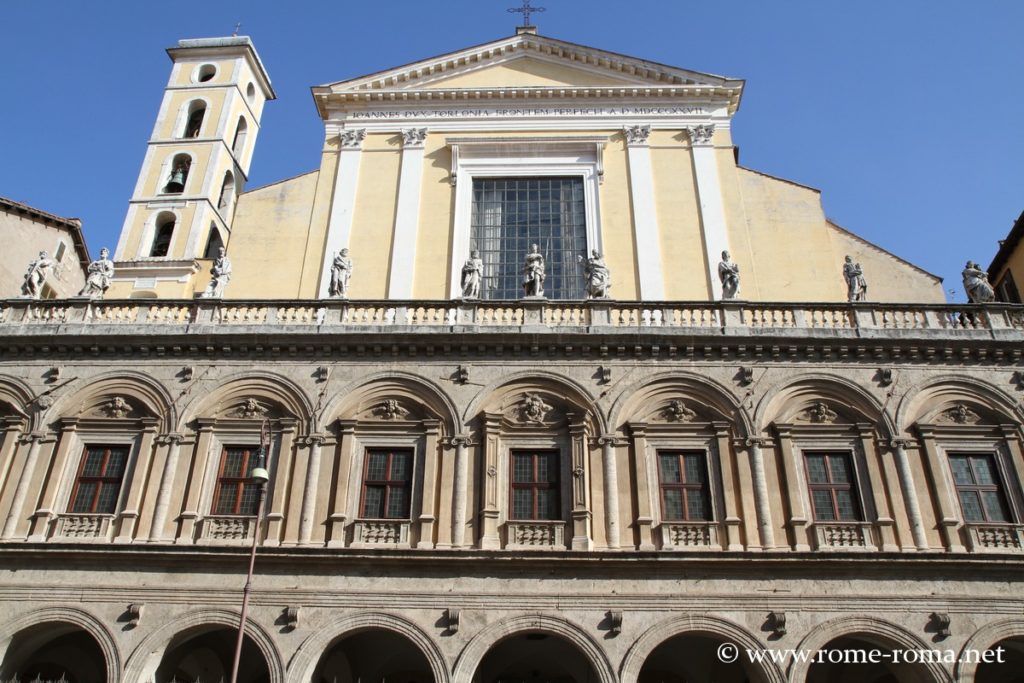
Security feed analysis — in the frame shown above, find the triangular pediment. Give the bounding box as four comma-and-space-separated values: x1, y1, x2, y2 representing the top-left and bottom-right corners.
313, 33, 743, 114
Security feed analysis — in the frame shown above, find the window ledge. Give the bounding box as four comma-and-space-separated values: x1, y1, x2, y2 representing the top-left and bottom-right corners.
965, 523, 1024, 553
351, 519, 410, 548
506, 520, 566, 550
811, 521, 876, 551
659, 521, 720, 550
53, 513, 115, 542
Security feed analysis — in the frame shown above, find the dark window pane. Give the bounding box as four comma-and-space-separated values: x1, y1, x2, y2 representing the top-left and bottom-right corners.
513, 488, 532, 519
362, 486, 384, 518
973, 456, 997, 485
949, 457, 973, 485
388, 487, 408, 518
663, 489, 684, 520
659, 455, 681, 483
70, 482, 97, 513
390, 452, 411, 481
829, 456, 852, 483
366, 452, 387, 480
982, 490, 1010, 522
214, 482, 240, 515
686, 490, 709, 520
81, 451, 105, 477
806, 455, 828, 483
959, 491, 984, 522
537, 489, 558, 520
513, 454, 531, 483
683, 454, 706, 484
813, 490, 837, 521
834, 490, 858, 521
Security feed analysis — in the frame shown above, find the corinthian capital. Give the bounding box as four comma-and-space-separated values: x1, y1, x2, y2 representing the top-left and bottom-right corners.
402, 128, 428, 148
687, 124, 715, 146
623, 124, 651, 146
339, 128, 367, 149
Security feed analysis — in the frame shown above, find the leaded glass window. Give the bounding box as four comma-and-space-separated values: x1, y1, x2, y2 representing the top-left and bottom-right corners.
360, 449, 413, 519
69, 445, 129, 514
213, 446, 262, 516
510, 450, 560, 520
949, 453, 1011, 523
804, 452, 862, 522
658, 451, 711, 521
471, 177, 587, 300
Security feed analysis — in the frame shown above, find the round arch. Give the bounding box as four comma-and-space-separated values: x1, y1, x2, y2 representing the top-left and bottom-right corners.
0, 376, 33, 429
607, 371, 751, 436
0, 606, 121, 683
43, 370, 176, 432
463, 371, 606, 434
895, 376, 1024, 435
289, 611, 449, 683
619, 614, 785, 683
322, 371, 459, 436
123, 608, 284, 683
754, 373, 894, 437
956, 618, 1024, 682
451, 613, 615, 683
177, 370, 314, 431
789, 615, 953, 683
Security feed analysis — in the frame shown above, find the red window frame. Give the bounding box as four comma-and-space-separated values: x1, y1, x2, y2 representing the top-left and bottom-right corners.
509, 450, 560, 521
359, 449, 413, 519
657, 450, 711, 521
68, 445, 129, 514
804, 452, 862, 522
212, 446, 261, 516
948, 453, 1012, 523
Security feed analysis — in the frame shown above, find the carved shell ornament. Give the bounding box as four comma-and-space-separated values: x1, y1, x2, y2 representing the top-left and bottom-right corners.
518, 393, 553, 424
803, 401, 838, 424
662, 399, 697, 423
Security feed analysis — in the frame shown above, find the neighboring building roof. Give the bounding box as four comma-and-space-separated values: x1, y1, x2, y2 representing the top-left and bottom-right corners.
0, 195, 91, 267
987, 209, 1024, 277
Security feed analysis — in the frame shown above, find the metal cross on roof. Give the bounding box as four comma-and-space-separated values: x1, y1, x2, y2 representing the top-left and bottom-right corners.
233, 22, 242, 37
508, 0, 545, 27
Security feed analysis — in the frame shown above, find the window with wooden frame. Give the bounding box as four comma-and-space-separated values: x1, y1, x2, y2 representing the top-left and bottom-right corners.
657, 450, 711, 521
68, 445, 130, 514
360, 449, 413, 519
949, 453, 1012, 523
510, 449, 560, 521
212, 446, 261, 516
804, 452, 862, 522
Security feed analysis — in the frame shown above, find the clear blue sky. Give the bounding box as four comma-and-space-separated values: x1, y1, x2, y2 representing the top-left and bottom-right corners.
2, 1, 1021, 300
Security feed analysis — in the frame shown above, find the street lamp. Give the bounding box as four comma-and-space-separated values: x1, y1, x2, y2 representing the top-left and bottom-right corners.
228, 418, 271, 683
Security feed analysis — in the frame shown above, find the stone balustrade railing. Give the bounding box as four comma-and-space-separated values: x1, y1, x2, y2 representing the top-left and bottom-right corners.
1, 298, 1022, 337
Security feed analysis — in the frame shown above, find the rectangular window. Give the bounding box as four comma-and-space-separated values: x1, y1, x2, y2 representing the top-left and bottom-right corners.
995, 270, 1022, 304
658, 451, 711, 521
212, 446, 262, 516
804, 452, 862, 522
510, 450, 560, 520
471, 177, 587, 300
949, 453, 1011, 523
360, 449, 413, 519
69, 445, 129, 514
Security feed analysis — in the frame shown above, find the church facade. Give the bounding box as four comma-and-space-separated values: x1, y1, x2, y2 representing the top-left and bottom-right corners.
0, 30, 1022, 683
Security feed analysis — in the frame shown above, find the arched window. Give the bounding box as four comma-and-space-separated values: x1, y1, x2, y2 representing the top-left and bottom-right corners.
218, 170, 235, 210
246, 82, 256, 104
204, 224, 224, 258
182, 101, 205, 139
151, 214, 176, 257
231, 116, 248, 157
163, 154, 191, 193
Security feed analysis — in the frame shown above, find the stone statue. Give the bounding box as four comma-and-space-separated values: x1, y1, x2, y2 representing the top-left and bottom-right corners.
20, 251, 56, 299
329, 248, 353, 298
577, 250, 611, 299
201, 247, 232, 298
843, 256, 867, 302
461, 250, 483, 299
962, 260, 995, 303
718, 250, 740, 300
522, 244, 545, 298
78, 247, 114, 299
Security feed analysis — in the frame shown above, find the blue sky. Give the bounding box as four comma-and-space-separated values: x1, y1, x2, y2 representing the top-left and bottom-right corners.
1, 1, 1021, 300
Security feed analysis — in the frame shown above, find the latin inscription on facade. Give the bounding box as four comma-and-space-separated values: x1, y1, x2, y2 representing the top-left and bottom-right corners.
349, 105, 708, 120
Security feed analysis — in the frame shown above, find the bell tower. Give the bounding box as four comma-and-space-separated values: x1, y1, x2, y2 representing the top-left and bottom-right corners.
110, 36, 275, 298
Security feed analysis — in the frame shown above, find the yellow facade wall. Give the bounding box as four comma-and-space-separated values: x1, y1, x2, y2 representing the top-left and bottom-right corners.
412, 138, 455, 298
157, 90, 228, 141
600, 134, 639, 299
348, 135, 402, 299
826, 222, 944, 303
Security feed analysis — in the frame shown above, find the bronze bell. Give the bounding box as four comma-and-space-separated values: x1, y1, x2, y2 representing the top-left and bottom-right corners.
165, 168, 185, 193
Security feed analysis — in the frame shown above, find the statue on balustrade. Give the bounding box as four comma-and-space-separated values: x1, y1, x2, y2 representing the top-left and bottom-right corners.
718, 250, 740, 300
578, 250, 611, 299
843, 255, 867, 302
962, 260, 995, 303
522, 244, 546, 298
330, 248, 353, 298
78, 247, 114, 299
201, 247, 232, 298
461, 250, 484, 299
20, 251, 56, 299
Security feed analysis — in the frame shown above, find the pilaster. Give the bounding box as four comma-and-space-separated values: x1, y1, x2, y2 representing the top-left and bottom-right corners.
687, 124, 732, 300
622, 125, 665, 299
319, 129, 366, 297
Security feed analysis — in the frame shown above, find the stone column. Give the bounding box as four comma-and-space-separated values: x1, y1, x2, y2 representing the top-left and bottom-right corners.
713, 423, 743, 551
0, 417, 26, 503
114, 418, 160, 543
449, 435, 473, 548
773, 426, 809, 550
319, 128, 366, 297
479, 412, 502, 550
626, 422, 656, 550
622, 125, 666, 299
2, 432, 46, 539
327, 420, 356, 547
857, 425, 894, 551
28, 418, 79, 541
686, 123, 732, 300
893, 438, 930, 551
747, 438, 776, 550
387, 128, 428, 299
417, 419, 440, 548
917, 426, 964, 552
298, 433, 326, 545
265, 418, 297, 546
999, 425, 1024, 515
177, 417, 216, 544
597, 435, 621, 550
148, 433, 184, 542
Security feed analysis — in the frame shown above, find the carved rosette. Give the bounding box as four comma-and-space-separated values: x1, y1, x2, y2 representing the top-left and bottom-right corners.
339, 128, 367, 149
402, 128, 428, 148
687, 124, 715, 146
623, 124, 651, 146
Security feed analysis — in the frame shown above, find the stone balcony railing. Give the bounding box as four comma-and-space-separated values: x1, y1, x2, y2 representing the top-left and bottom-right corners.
506, 521, 566, 549
811, 522, 877, 551
52, 513, 115, 542
964, 523, 1024, 552
659, 522, 720, 550
1, 298, 1022, 340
